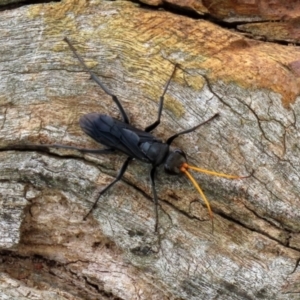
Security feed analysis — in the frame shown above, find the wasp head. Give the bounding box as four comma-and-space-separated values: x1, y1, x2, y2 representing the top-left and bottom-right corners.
164, 149, 187, 175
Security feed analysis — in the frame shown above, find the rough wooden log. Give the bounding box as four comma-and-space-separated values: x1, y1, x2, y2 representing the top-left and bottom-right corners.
0, 0, 300, 299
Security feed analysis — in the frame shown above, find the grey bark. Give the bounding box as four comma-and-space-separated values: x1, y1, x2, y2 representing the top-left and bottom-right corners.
0, 1, 300, 299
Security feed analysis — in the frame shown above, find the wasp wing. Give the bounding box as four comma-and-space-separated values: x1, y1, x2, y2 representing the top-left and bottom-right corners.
79, 113, 160, 161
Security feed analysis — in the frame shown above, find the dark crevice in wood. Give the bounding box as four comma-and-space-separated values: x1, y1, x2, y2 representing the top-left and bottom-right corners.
133, 0, 300, 46
216, 210, 297, 251
0, 0, 60, 12
0, 249, 114, 300
1, 0, 298, 46
289, 257, 300, 275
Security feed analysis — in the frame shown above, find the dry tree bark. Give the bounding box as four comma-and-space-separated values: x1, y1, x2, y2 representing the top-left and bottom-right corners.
0, 0, 300, 299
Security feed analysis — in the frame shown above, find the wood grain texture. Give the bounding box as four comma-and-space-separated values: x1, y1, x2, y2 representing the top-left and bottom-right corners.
0, 0, 300, 299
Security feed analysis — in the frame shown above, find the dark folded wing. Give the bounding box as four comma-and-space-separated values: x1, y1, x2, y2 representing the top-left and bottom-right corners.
79, 113, 160, 161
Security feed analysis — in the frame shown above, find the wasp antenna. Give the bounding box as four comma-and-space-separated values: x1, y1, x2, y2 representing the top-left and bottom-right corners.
180, 166, 214, 231
183, 163, 243, 179
240, 169, 255, 179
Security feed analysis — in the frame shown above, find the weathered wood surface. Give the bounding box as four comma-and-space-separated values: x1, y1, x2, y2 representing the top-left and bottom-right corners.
1, 0, 300, 299
140, 0, 300, 43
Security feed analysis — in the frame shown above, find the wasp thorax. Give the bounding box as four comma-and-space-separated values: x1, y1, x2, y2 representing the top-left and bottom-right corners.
164, 149, 187, 175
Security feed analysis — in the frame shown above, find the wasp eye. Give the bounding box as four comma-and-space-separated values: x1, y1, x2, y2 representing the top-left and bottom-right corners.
164, 149, 187, 175
174, 149, 186, 159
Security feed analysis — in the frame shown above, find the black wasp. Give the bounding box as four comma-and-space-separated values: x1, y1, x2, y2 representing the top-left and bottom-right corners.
14, 38, 247, 232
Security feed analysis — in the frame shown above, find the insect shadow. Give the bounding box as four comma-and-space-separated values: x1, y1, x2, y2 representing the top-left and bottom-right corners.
8, 38, 249, 232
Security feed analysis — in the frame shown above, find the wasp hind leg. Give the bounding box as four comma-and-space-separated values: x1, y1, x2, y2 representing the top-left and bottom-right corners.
63, 37, 130, 124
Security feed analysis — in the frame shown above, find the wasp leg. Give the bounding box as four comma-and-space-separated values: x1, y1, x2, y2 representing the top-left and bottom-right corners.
63, 37, 129, 124
166, 113, 219, 145
1, 144, 115, 154
0, 144, 115, 154
83, 156, 132, 220
149, 166, 159, 232
145, 64, 178, 132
